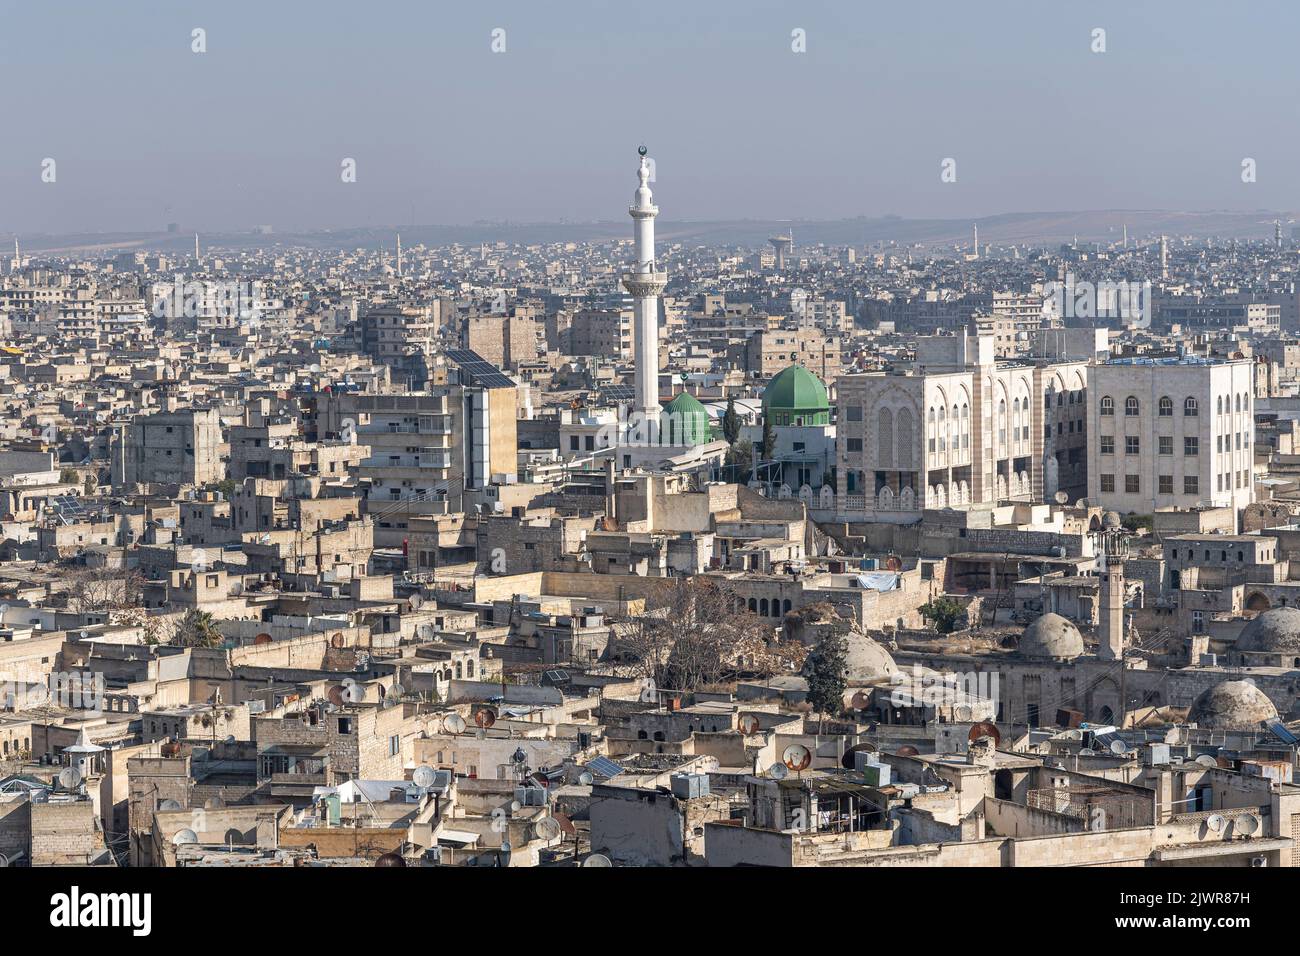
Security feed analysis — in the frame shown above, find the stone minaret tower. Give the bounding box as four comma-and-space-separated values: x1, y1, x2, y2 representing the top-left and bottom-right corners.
621, 146, 667, 445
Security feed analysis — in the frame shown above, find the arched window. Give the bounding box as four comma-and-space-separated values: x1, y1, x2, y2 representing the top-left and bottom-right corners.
1158, 396, 1173, 416
1217, 396, 1223, 415
466, 659, 474, 677
1235, 394, 1242, 412
1125, 396, 1139, 416
1184, 397, 1198, 416
1100, 396, 1114, 416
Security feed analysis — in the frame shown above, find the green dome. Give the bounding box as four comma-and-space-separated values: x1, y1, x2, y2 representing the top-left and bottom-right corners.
762, 365, 830, 427
661, 391, 710, 446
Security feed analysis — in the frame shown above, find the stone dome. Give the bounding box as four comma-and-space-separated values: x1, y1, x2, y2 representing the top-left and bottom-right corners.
1187, 680, 1278, 730
785, 602, 895, 679
1018, 612, 1085, 660
1236, 606, 1300, 655
762, 365, 830, 426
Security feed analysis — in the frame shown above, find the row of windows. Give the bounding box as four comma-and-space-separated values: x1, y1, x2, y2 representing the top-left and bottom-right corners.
1099, 394, 1252, 417
1100, 395, 1201, 416
1101, 436, 1202, 455
1100, 474, 1199, 494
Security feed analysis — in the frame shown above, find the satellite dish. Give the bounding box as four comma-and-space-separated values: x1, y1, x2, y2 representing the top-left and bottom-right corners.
967, 721, 1001, 746
329, 632, 345, 648
443, 714, 467, 735
1110, 739, 1130, 756
409, 593, 424, 610
781, 744, 812, 771
327, 685, 347, 706
172, 828, 199, 845
953, 703, 973, 721
204, 796, 225, 810
768, 762, 789, 780
1053, 490, 1069, 505
0, 853, 8, 868
533, 817, 562, 841
1195, 754, 1217, 768
412, 766, 437, 789
224, 735, 236, 745
374, 853, 406, 867
849, 691, 871, 710
223, 828, 244, 846
1164, 728, 1179, 744
840, 742, 876, 769
342, 680, 365, 704
583, 854, 612, 868
1205, 814, 1226, 833
577, 771, 594, 786
1237, 814, 1261, 836
738, 715, 761, 735
474, 706, 497, 729
58, 766, 82, 790
253, 633, 272, 646
158, 798, 183, 812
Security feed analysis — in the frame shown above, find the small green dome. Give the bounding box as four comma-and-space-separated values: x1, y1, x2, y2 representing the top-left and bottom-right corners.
762, 365, 830, 426
661, 391, 710, 446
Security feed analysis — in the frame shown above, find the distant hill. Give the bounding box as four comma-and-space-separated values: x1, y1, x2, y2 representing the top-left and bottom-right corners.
13, 209, 1297, 255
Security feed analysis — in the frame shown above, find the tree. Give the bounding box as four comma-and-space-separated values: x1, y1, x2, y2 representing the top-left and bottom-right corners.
804, 630, 848, 730
725, 438, 753, 477
618, 578, 767, 693
64, 566, 146, 616
760, 416, 775, 461
722, 397, 741, 445
919, 596, 965, 634
172, 609, 224, 649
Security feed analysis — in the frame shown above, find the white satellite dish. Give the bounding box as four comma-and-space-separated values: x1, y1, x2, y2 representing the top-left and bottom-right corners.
1205, 814, 1226, 833
768, 762, 789, 781
781, 744, 812, 771
58, 766, 82, 790
953, 704, 973, 722
158, 799, 183, 812
1237, 814, 1261, 836
1164, 728, 1179, 744
341, 680, 365, 704
577, 771, 594, 786
583, 854, 612, 868
533, 817, 562, 841
1110, 739, 1130, 756
172, 828, 199, 845
443, 713, 467, 735
1195, 754, 1217, 768
412, 766, 437, 789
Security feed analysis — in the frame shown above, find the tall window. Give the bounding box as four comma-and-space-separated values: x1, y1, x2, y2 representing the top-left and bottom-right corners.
1125, 396, 1139, 416
1100, 396, 1114, 416
1184, 397, 1198, 416
1158, 396, 1173, 416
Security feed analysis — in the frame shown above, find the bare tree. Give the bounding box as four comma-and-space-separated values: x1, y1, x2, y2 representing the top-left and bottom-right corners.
63, 565, 146, 616
620, 578, 777, 693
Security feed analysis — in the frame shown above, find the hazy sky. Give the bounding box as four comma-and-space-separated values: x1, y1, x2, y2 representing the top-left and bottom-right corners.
3, 0, 1298, 233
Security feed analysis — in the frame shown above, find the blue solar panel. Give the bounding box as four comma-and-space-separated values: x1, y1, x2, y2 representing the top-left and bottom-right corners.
1266, 719, 1298, 745
584, 756, 623, 780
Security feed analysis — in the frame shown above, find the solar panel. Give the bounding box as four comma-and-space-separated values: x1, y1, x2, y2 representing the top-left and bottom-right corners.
1266, 719, 1298, 745
600, 384, 635, 403
444, 349, 518, 389
584, 755, 623, 780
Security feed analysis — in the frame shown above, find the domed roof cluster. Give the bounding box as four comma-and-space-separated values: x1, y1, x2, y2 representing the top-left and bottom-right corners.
1236, 606, 1300, 655
1018, 613, 1085, 660
1187, 680, 1278, 730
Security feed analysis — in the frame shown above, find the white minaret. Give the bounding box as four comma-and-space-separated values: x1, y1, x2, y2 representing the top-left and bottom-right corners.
396, 233, 403, 277
972, 223, 979, 258
622, 146, 667, 444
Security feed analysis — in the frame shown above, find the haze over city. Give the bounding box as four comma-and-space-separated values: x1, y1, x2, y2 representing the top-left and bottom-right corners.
5, 0, 1300, 234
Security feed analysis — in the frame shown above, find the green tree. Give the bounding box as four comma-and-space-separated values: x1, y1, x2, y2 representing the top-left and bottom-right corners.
919, 596, 965, 634
760, 416, 775, 461
804, 630, 848, 730
173, 609, 224, 649
722, 396, 741, 445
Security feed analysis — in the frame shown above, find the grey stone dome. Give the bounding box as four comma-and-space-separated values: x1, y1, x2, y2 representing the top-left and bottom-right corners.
1019, 613, 1085, 660
1236, 606, 1300, 655
1187, 680, 1278, 730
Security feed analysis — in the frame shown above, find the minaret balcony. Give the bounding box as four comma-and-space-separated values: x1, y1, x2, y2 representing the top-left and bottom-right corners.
621, 271, 668, 297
